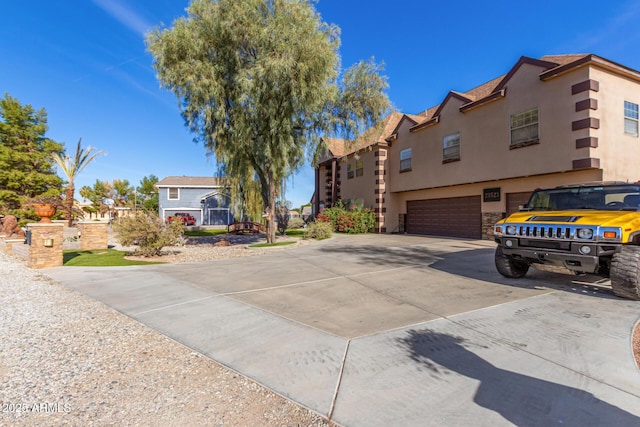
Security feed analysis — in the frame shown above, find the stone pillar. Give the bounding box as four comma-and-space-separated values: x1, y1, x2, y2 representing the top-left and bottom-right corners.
77, 222, 109, 250
4, 238, 26, 257
26, 223, 64, 268
482, 212, 505, 240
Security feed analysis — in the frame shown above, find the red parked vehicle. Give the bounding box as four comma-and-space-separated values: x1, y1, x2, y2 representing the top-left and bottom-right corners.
166, 212, 196, 226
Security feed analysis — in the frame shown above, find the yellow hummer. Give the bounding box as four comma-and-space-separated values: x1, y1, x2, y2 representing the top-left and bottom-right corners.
494, 182, 640, 300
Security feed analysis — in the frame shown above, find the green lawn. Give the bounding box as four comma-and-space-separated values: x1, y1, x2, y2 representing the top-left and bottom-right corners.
184, 228, 229, 237
284, 228, 305, 238
63, 249, 163, 266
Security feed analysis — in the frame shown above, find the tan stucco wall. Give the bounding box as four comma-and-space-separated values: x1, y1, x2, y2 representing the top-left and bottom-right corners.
389, 64, 598, 194
590, 67, 640, 181
338, 150, 379, 207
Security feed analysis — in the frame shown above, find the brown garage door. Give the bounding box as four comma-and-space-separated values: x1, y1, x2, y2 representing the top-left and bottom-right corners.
506, 192, 532, 216
406, 196, 482, 239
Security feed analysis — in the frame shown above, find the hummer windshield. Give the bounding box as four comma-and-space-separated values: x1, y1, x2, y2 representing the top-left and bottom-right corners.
525, 184, 640, 211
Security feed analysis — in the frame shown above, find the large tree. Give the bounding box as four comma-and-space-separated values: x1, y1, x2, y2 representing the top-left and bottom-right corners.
0, 93, 64, 212
51, 138, 105, 226
147, 0, 389, 242
138, 174, 159, 212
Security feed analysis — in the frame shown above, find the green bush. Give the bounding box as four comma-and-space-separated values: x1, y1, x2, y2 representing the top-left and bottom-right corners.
287, 217, 305, 229
316, 199, 376, 233
304, 220, 333, 240
112, 211, 184, 257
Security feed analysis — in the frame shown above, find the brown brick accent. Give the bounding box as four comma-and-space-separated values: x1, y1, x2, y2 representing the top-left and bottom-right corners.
482, 212, 504, 240
374, 169, 386, 176
376, 198, 385, 204
573, 158, 601, 169
572, 118, 600, 131
26, 223, 64, 268
576, 137, 598, 148
78, 222, 109, 250
571, 79, 599, 94
375, 150, 387, 157
575, 98, 598, 111
375, 189, 385, 194
375, 179, 385, 185
374, 207, 387, 213
379, 227, 387, 233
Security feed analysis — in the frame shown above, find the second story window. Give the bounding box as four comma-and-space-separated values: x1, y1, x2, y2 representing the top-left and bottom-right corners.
347, 162, 354, 179
625, 101, 639, 137
400, 148, 412, 172
168, 188, 179, 200
510, 108, 539, 146
443, 132, 461, 162
356, 159, 363, 177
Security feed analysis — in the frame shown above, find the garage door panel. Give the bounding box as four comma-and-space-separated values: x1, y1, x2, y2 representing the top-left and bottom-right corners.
506, 192, 532, 216
406, 196, 481, 239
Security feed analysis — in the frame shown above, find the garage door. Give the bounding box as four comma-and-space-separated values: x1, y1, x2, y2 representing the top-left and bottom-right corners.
406, 196, 482, 239
506, 192, 532, 216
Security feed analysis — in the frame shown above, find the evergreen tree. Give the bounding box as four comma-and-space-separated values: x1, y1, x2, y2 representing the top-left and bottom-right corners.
0, 93, 63, 211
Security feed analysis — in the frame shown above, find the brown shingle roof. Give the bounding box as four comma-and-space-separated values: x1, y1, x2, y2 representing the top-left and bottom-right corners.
156, 176, 226, 187
414, 54, 594, 121
323, 112, 403, 159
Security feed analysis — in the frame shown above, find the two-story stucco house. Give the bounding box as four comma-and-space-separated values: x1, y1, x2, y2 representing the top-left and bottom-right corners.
314, 53, 640, 239
156, 176, 235, 226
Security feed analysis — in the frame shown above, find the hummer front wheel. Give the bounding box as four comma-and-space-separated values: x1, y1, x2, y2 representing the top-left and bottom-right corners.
495, 246, 529, 278
611, 245, 640, 300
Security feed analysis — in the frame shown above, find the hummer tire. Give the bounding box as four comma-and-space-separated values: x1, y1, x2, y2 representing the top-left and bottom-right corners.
610, 245, 640, 300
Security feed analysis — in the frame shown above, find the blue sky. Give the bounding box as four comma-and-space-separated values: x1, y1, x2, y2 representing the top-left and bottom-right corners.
2, 0, 640, 209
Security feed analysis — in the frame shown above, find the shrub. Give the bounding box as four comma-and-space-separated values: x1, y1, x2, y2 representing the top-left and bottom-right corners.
304, 220, 333, 240
316, 199, 376, 234
287, 217, 305, 229
113, 211, 184, 257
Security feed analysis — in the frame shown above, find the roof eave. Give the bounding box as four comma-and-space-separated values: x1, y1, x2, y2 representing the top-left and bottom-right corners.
459, 88, 507, 113
410, 116, 440, 133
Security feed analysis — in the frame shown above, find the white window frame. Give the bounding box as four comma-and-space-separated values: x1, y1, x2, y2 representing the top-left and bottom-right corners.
168, 187, 180, 200
443, 132, 461, 162
400, 148, 412, 172
510, 108, 539, 146
624, 101, 639, 137
355, 159, 364, 177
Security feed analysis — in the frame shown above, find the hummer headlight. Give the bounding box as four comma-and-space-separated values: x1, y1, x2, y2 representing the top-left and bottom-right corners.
577, 228, 594, 239
506, 225, 517, 235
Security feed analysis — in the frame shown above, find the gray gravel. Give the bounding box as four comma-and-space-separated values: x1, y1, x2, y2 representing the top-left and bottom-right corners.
0, 249, 330, 426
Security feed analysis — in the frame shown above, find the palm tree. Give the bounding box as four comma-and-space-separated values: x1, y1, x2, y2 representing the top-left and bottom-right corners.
52, 138, 105, 227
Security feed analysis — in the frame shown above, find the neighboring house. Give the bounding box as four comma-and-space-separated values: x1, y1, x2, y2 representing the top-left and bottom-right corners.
314, 53, 640, 239
156, 176, 235, 226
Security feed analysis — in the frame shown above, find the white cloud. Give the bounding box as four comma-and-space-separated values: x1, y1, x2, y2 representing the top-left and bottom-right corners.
92, 0, 153, 37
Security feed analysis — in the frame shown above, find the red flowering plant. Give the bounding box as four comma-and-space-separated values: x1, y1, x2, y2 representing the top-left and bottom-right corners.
316, 199, 375, 234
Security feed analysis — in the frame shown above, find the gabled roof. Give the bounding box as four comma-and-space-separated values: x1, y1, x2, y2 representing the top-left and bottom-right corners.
156, 176, 226, 188
408, 54, 602, 132
321, 112, 403, 160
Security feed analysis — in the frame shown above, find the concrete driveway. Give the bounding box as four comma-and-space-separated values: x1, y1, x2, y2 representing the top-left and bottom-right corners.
44, 234, 640, 426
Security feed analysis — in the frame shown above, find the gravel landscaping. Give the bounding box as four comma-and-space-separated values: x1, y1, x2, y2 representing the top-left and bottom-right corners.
0, 238, 330, 426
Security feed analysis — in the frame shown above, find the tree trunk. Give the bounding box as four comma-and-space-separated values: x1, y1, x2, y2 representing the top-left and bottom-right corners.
65, 183, 75, 227
266, 171, 276, 244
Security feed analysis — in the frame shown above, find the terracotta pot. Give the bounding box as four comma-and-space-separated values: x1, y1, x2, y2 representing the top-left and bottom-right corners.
33, 204, 57, 223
